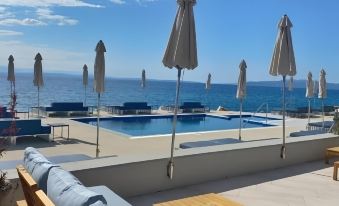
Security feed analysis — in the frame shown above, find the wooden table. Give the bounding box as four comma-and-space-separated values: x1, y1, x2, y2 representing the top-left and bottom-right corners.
48, 123, 69, 141
153, 193, 243, 206
325, 147, 339, 164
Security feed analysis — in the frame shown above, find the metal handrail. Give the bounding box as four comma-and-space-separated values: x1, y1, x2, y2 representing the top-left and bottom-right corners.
243, 102, 268, 128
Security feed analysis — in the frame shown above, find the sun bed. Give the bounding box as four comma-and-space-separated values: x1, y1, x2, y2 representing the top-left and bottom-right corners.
289, 130, 327, 137
179, 102, 209, 113
180, 138, 241, 149
106, 102, 152, 115
0, 106, 14, 118
39, 102, 89, 117
0, 119, 51, 144
17, 147, 132, 206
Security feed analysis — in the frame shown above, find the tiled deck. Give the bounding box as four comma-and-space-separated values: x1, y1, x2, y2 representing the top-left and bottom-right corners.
128, 160, 339, 206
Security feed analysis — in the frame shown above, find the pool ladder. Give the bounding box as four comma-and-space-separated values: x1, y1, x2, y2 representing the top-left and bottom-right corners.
243, 103, 269, 128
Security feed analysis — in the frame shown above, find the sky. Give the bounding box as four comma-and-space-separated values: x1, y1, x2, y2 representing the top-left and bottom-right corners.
0, 0, 339, 84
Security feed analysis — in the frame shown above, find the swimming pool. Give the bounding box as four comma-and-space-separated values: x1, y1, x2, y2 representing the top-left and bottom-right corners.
74, 114, 277, 137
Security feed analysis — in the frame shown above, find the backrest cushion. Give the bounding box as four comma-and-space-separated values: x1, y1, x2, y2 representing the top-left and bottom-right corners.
24, 147, 58, 193
47, 167, 107, 206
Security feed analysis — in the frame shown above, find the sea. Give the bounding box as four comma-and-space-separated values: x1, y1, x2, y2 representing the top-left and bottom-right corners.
1, 73, 338, 112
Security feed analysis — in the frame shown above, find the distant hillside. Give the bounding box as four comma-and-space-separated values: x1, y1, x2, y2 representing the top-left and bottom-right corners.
248, 80, 339, 90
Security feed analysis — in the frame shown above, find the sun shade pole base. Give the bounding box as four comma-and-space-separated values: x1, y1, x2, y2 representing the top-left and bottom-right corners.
281, 75, 286, 159
239, 99, 242, 141
96, 93, 100, 158
167, 67, 182, 180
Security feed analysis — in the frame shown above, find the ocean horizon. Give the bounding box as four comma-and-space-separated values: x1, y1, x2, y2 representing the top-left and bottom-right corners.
1, 73, 338, 112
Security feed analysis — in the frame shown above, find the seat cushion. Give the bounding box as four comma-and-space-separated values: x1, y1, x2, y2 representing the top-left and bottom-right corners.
47, 167, 106, 206
88, 186, 131, 206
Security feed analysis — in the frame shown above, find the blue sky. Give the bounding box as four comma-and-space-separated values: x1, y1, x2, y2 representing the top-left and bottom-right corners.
0, 0, 338, 83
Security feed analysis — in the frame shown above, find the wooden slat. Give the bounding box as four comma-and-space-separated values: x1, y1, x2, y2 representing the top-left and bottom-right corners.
154, 193, 243, 206
16, 165, 38, 206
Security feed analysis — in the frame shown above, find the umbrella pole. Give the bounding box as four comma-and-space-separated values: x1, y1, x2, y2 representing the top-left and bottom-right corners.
167, 67, 182, 179
239, 99, 242, 141
84, 86, 87, 106
96, 93, 100, 158
307, 98, 311, 129
322, 98, 324, 129
281, 76, 286, 159
37, 87, 40, 118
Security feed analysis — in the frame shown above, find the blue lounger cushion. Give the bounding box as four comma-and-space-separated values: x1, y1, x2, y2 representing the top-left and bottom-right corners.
47, 167, 107, 206
88, 186, 132, 206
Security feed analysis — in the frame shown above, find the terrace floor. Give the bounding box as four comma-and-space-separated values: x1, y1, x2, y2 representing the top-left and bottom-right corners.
128, 160, 339, 206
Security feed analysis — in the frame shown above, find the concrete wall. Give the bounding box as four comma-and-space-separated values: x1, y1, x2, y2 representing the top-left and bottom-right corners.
66, 134, 339, 197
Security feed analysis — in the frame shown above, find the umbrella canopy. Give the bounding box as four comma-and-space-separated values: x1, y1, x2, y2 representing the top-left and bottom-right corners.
141, 69, 146, 88
163, 0, 197, 70
269, 15, 296, 159
236, 60, 247, 100
206, 73, 211, 90
94, 40, 106, 93
269, 15, 296, 76
306, 72, 314, 98
313, 80, 318, 96
162, 0, 198, 180
236, 59, 247, 140
94, 40, 106, 158
288, 76, 293, 92
83, 64, 88, 87
33, 53, 43, 88
7, 55, 15, 82
318, 69, 327, 99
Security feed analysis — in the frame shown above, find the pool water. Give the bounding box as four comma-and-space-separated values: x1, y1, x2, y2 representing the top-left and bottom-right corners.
74, 114, 276, 137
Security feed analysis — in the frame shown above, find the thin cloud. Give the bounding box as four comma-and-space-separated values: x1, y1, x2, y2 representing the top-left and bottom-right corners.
0, 29, 23, 36
110, 0, 126, 4
36, 8, 78, 26
0, 0, 102, 8
0, 18, 46, 26
0, 40, 90, 71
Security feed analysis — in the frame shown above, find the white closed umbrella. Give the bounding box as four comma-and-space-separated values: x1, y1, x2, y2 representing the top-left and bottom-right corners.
306, 72, 314, 125
269, 15, 296, 159
141, 69, 146, 88
8, 55, 15, 94
206, 73, 211, 90
83, 64, 88, 106
318, 69, 327, 128
163, 0, 198, 179
94, 40, 106, 158
236, 60, 247, 141
34, 53, 44, 117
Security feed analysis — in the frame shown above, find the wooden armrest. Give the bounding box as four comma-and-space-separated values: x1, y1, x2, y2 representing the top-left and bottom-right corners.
35, 190, 55, 206
16, 200, 28, 206
16, 165, 37, 188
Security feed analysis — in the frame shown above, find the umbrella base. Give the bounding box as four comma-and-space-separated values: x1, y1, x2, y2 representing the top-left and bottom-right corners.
280, 146, 286, 159
167, 160, 174, 179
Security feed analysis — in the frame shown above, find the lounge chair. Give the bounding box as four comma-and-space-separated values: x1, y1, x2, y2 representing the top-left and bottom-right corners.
180, 138, 241, 149
106, 102, 152, 115
0, 119, 51, 144
17, 147, 132, 206
39, 102, 89, 117
289, 130, 327, 137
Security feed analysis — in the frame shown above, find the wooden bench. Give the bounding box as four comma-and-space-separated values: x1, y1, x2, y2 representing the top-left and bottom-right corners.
16, 165, 55, 206
325, 147, 339, 164
153, 193, 243, 206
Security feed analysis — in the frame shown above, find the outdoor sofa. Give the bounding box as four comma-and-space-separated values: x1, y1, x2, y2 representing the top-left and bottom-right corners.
106, 102, 152, 115
179, 102, 209, 113
0, 119, 51, 144
17, 147, 132, 206
39, 102, 89, 117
